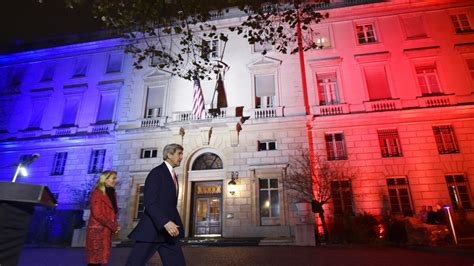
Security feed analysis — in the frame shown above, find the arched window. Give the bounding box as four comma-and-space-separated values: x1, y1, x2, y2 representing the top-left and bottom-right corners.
192, 153, 223, 170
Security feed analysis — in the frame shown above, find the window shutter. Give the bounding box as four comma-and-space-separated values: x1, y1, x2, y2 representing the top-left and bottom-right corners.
255, 75, 275, 97
364, 65, 391, 100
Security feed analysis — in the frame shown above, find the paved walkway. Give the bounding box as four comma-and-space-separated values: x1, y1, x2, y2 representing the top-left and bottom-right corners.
17, 245, 474, 266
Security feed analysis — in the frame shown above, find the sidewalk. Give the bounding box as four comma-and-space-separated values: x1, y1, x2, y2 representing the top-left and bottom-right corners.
17, 245, 474, 266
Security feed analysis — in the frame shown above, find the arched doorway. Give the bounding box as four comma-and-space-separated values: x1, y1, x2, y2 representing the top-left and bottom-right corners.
189, 152, 223, 237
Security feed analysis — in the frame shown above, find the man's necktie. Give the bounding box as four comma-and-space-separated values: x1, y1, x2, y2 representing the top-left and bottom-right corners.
172, 170, 178, 195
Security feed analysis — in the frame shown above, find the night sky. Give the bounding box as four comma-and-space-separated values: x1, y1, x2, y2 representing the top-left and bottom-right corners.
0, 0, 104, 50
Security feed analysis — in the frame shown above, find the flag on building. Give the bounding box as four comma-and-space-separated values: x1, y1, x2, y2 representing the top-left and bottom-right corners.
192, 78, 205, 119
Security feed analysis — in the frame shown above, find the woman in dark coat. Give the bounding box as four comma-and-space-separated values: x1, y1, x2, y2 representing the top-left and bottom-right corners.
86, 170, 120, 266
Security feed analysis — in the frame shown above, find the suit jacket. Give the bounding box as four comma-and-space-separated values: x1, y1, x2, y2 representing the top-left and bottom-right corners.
86, 189, 119, 264
128, 162, 184, 243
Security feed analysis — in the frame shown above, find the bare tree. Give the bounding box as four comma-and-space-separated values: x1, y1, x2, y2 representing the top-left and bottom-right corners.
64, 0, 329, 80
283, 152, 357, 242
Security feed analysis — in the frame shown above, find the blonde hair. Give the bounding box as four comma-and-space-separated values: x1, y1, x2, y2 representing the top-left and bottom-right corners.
94, 170, 117, 194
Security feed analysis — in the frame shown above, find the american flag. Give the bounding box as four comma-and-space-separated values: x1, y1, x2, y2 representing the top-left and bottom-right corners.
192, 78, 205, 119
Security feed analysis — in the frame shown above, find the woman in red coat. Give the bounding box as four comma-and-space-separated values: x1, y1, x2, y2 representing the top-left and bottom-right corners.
86, 170, 120, 266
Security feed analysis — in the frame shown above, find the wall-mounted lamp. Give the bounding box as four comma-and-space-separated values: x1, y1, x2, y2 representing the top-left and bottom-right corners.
228, 171, 239, 195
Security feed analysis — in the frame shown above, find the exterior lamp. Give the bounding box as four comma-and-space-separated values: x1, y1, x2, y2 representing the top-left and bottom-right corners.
228, 171, 239, 195
12, 164, 28, 182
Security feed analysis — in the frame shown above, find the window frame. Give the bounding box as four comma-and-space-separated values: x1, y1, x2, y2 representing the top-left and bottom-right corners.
355, 22, 378, 45
258, 140, 277, 151
386, 177, 414, 216
140, 148, 159, 159
331, 180, 354, 216
325, 132, 347, 161
377, 129, 403, 157
451, 13, 473, 34
445, 174, 472, 210
135, 184, 145, 220
88, 149, 106, 174
259, 177, 281, 225
316, 72, 340, 105
51, 152, 68, 176
432, 125, 459, 154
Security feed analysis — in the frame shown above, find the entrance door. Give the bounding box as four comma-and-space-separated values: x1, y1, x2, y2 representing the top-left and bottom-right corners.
192, 181, 222, 236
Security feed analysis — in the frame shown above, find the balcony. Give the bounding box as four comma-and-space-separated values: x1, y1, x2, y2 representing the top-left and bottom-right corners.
247, 106, 284, 119
53, 126, 78, 136
88, 123, 115, 134
171, 107, 242, 122
140, 116, 167, 128
364, 99, 401, 112
416, 94, 456, 108
314, 104, 349, 116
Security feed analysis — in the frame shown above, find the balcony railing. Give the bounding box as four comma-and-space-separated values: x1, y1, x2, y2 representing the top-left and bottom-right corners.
171, 107, 238, 122
417, 94, 456, 108
247, 106, 284, 119
140, 117, 167, 128
315, 104, 349, 116
364, 99, 401, 112
53, 126, 78, 136
88, 123, 115, 133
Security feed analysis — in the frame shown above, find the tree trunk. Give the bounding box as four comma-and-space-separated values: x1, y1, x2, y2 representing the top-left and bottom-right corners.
318, 211, 329, 243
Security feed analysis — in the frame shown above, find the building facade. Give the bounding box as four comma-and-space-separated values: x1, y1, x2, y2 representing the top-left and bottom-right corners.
0, 0, 473, 243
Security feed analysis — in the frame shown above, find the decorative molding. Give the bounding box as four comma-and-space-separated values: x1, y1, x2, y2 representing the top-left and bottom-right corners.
308, 56, 342, 68
354, 51, 390, 63
454, 42, 474, 54
63, 83, 87, 95
403, 46, 440, 58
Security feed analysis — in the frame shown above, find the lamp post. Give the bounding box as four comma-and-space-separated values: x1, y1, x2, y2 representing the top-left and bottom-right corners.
444, 206, 458, 245
228, 171, 239, 195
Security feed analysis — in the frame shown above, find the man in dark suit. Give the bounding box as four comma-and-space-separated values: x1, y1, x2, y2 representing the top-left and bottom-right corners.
126, 143, 185, 266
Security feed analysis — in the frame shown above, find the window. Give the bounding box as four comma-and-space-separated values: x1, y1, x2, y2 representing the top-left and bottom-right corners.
364, 65, 391, 100
141, 148, 158, 159
40, 64, 55, 82
465, 58, 474, 80
259, 178, 280, 225
145, 86, 165, 118
445, 174, 472, 210
258, 140, 277, 151
356, 23, 377, 44
72, 58, 89, 77
325, 133, 347, 160
377, 129, 403, 157
202, 39, 220, 59
310, 27, 331, 49
192, 153, 223, 170
88, 149, 106, 174
451, 14, 472, 34
61, 97, 81, 126
433, 125, 459, 154
135, 184, 145, 220
386, 177, 413, 216
7, 67, 25, 90
96, 94, 116, 123
316, 72, 340, 105
255, 74, 276, 108
401, 16, 427, 39
253, 42, 273, 53
51, 152, 67, 175
331, 180, 353, 215
28, 98, 48, 129
106, 53, 123, 73
416, 65, 441, 95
